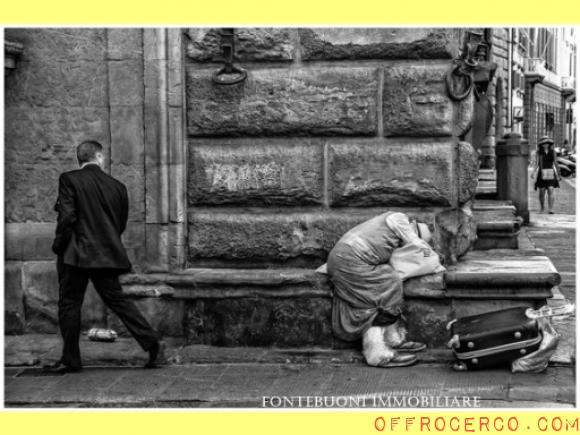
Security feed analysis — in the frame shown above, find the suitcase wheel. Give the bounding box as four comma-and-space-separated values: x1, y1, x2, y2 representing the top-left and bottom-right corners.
451, 361, 468, 371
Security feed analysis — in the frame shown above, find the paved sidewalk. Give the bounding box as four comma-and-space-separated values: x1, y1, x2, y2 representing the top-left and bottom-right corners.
5, 362, 574, 408
524, 172, 576, 374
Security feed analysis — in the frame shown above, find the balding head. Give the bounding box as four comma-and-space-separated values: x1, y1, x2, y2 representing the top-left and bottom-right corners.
77, 140, 104, 167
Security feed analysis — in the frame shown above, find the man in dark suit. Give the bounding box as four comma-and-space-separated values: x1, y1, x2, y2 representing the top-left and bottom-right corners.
47, 140, 162, 373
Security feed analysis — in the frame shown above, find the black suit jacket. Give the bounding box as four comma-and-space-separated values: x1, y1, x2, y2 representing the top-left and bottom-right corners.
52, 164, 132, 271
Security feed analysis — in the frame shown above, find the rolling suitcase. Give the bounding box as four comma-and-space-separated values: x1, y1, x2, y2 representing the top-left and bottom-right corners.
448, 306, 542, 370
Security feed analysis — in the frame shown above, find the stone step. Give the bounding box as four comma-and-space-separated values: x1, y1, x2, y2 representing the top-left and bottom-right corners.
476, 168, 497, 200
473, 199, 514, 209
478, 169, 496, 182
116, 254, 559, 349
473, 200, 521, 250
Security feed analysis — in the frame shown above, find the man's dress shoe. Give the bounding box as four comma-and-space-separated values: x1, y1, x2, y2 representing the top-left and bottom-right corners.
42, 362, 82, 374
144, 341, 166, 368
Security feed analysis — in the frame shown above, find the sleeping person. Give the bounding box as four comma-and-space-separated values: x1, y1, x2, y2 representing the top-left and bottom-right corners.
326, 212, 443, 368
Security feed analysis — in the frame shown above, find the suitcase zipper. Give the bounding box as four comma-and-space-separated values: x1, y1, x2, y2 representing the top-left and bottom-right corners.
454, 334, 542, 360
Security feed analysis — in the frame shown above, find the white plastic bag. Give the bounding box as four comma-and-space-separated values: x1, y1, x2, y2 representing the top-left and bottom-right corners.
389, 240, 446, 281
511, 317, 561, 374
315, 263, 328, 274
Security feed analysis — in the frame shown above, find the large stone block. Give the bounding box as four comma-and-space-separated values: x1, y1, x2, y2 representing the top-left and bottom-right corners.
5, 223, 55, 261
188, 139, 324, 206
22, 262, 107, 333
108, 298, 184, 337
5, 60, 108, 108
5, 263, 25, 334
457, 141, 479, 204
187, 66, 379, 136
5, 107, 110, 165
300, 28, 461, 60
383, 63, 473, 137
107, 28, 143, 60
184, 297, 333, 347
186, 28, 294, 62
328, 139, 453, 207
188, 208, 440, 267
5, 28, 107, 61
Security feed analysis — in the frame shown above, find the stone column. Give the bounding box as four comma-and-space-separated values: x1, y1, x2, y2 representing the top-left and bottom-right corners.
143, 29, 187, 272
107, 29, 147, 271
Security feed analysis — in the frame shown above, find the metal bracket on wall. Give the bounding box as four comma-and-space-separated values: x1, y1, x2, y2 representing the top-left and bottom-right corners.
445, 31, 491, 102
212, 28, 247, 85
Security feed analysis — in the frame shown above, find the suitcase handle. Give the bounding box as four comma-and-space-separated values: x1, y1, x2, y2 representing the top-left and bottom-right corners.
447, 334, 460, 349
525, 302, 575, 319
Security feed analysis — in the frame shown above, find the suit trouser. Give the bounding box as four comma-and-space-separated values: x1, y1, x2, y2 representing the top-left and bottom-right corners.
57, 259, 158, 368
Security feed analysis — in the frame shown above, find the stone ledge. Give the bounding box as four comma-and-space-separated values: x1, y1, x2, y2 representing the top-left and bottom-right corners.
120, 268, 445, 300
473, 199, 513, 208
445, 256, 561, 289
464, 249, 546, 258
477, 221, 520, 232
120, 255, 559, 301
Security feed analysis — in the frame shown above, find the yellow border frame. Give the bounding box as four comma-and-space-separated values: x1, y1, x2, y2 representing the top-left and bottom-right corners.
2, 1, 579, 433
0, 0, 580, 24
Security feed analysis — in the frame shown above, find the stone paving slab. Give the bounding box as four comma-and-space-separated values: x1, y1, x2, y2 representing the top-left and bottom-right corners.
5, 363, 574, 408
4, 334, 456, 367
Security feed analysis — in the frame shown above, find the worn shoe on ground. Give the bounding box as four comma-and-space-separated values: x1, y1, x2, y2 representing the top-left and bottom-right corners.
376, 352, 417, 368
392, 341, 427, 353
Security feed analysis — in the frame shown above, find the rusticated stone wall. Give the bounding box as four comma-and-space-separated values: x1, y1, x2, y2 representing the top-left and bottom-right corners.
4, 28, 182, 334
186, 28, 478, 268
5, 28, 479, 342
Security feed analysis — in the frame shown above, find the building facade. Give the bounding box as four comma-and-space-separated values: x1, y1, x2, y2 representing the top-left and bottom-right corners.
5, 28, 482, 345
470, 27, 576, 168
